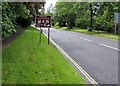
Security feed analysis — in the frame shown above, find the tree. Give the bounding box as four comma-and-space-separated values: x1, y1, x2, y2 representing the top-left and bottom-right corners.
74, 2, 90, 29
2, 2, 43, 39
2, 2, 31, 38
55, 2, 77, 28
93, 2, 120, 33
53, 2, 119, 33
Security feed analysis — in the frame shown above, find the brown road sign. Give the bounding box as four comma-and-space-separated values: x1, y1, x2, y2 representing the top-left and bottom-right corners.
36, 15, 51, 27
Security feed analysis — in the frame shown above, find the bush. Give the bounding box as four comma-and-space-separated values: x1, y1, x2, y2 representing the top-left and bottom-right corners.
2, 2, 31, 39
53, 26, 60, 29
87, 27, 93, 31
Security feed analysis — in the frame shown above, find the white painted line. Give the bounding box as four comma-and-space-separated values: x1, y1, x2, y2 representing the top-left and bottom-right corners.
33, 26, 117, 85
99, 43, 120, 51
41, 32, 99, 85
78, 36, 119, 51
83, 38, 92, 42
79, 37, 92, 42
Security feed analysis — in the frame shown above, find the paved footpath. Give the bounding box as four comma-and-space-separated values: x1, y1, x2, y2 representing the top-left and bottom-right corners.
40, 27, 119, 84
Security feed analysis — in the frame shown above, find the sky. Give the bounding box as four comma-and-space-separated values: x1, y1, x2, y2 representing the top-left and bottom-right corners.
45, 0, 58, 13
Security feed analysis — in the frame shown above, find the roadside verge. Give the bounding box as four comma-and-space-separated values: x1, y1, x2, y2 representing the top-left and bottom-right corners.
3, 26, 86, 84
41, 27, 99, 85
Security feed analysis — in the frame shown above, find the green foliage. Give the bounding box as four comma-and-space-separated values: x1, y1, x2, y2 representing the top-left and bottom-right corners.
93, 2, 119, 32
53, 2, 119, 33
74, 3, 90, 29
2, 2, 44, 39
55, 2, 77, 28
2, 2, 32, 39
54, 2, 90, 28
87, 27, 93, 31
53, 26, 120, 40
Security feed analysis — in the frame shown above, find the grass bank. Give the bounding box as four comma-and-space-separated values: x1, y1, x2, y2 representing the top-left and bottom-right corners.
53, 26, 120, 40
2, 26, 86, 84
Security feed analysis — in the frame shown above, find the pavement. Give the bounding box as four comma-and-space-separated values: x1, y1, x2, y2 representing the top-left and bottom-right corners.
36, 26, 119, 84
2, 28, 25, 50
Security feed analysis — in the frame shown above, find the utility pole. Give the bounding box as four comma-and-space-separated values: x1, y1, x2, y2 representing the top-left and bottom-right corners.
90, 3, 92, 28
88, 3, 93, 31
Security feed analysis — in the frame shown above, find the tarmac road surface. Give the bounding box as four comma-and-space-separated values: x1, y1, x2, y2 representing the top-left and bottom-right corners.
42, 27, 119, 84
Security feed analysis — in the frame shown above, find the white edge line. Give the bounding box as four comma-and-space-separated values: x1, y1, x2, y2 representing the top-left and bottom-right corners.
41, 31, 99, 85
99, 43, 120, 51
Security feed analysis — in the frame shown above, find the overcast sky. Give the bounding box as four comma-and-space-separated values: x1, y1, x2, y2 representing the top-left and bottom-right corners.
45, 0, 58, 13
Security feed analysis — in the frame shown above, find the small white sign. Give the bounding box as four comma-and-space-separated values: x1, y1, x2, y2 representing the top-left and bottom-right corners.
114, 12, 120, 24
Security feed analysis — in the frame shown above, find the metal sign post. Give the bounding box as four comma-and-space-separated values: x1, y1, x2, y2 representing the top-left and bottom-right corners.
48, 27, 50, 45
35, 15, 51, 45
39, 27, 42, 45
114, 12, 120, 35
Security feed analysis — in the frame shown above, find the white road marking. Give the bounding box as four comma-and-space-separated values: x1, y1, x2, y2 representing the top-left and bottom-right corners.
78, 37, 119, 51
79, 37, 92, 42
34, 25, 119, 52
41, 32, 99, 85
33, 26, 105, 85
99, 43, 120, 51
82, 38, 92, 42
60, 28, 119, 51
37, 27, 119, 85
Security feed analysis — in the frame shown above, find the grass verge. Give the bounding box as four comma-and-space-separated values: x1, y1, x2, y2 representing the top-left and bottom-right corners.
52, 26, 120, 40
2, 26, 86, 84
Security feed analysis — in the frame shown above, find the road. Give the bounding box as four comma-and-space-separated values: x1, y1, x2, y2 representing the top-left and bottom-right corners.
41, 27, 119, 84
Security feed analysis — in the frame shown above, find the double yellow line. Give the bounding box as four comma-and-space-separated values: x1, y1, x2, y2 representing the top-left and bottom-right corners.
43, 31, 99, 85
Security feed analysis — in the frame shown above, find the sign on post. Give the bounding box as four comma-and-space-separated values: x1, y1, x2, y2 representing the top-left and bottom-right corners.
114, 12, 120, 34
114, 12, 120, 24
36, 15, 51, 27
36, 15, 51, 45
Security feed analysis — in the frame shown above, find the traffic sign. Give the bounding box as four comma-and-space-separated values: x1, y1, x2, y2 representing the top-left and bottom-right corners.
114, 12, 120, 24
36, 15, 51, 27
35, 15, 51, 45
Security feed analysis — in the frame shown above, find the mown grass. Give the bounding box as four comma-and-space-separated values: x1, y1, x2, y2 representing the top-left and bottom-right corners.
2, 26, 86, 84
52, 26, 120, 40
